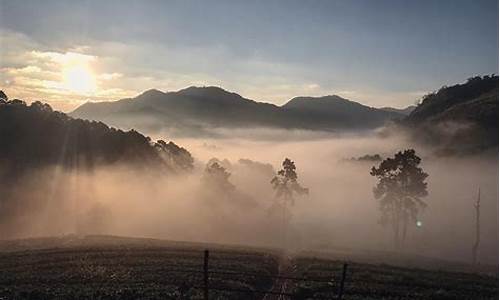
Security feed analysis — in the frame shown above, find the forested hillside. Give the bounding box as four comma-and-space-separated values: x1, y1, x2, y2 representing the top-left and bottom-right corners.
0, 94, 193, 179
403, 75, 498, 154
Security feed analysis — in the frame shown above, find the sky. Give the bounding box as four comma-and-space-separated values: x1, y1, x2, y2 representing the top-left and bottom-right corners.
0, 0, 498, 112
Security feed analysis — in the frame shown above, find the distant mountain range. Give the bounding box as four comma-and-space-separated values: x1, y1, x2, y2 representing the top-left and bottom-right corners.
71, 87, 405, 135
71, 76, 498, 149
5, 74, 497, 155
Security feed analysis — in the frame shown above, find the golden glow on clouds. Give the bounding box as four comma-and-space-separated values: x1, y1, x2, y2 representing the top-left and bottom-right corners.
1, 46, 135, 111
0, 30, 422, 112
33, 51, 98, 95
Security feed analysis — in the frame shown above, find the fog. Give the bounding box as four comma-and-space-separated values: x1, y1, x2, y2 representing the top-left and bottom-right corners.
1, 128, 498, 265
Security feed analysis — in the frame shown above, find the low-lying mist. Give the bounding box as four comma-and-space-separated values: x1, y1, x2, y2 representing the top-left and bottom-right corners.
1, 128, 498, 265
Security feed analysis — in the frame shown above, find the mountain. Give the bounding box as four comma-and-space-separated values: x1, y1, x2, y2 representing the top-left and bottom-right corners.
402, 75, 499, 154
71, 87, 403, 135
282, 95, 402, 129
380, 105, 416, 116
407, 75, 498, 124
0, 95, 194, 179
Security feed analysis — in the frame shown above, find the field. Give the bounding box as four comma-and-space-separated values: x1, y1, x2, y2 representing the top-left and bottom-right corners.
0, 236, 497, 300
0, 236, 280, 299
289, 257, 498, 300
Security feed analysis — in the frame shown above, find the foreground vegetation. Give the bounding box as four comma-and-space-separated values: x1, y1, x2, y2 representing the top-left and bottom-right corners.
0, 236, 279, 299
0, 236, 497, 299
289, 257, 498, 300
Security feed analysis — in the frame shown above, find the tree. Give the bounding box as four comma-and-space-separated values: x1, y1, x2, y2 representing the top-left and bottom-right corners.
370, 149, 428, 249
201, 160, 259, 210
155, 140, 194, 172
203, 162, 235, 193
271, 158, 308, 246
0, 90, 8, 101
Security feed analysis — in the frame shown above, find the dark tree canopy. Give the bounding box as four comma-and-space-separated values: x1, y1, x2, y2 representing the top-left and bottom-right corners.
403, 75, 498, 155
408, 75, 498, 124
271, 158, 308, 205
370, 149, 428, 248
201, 160, 257, 209
155, 140, 194, 172
202, 162, 235, 193
207, 157, 232, 171
0, 98, 195, 231
0, 90, 8, 101
0, 99, 193, 179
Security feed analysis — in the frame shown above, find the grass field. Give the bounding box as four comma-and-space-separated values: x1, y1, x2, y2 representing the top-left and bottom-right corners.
0, 235, 280, 299
289, 257, 498, 300
0, 235, 497, 300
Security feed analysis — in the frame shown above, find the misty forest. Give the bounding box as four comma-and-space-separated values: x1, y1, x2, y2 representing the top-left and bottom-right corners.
0, 75, 498, 299
0, 1, 499, 299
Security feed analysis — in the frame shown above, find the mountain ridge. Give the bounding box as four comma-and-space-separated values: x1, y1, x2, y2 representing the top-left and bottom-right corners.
71, 86, 403, 134
380, 105, 416, 116
401, 75, 498, 154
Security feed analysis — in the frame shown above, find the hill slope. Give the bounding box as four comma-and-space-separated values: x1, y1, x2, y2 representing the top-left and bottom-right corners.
407, 75, 498, 124
0, 95, 195, 237
71, 87, 402, 135
282, 95, 402, 129
402, 75, 499, 154
380, 105, 416, 115
0, 95, 194, 178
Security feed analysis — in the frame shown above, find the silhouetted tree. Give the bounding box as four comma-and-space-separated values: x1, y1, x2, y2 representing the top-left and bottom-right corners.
0, 90, 8, 101
271, 158, 308, 204
155, 140, 194, 172
370, 149, 428, 249
203, 162, 235, 193
0, 98, 198, 235
271, 158, 308, 246
207, 157, 232, 170
201, 160, 257, 211
0, 99, 194, 177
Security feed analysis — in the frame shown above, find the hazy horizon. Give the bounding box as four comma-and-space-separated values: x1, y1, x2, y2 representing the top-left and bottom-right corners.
1, 0, 498, 112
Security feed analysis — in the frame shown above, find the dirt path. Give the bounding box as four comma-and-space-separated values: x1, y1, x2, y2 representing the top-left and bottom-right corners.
262, 254, 293, 300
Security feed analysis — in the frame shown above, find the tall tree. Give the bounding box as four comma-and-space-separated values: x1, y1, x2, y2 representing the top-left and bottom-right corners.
201, 160, 256, 209
203, 162, 235, 193
271, 158, 308, 246
370, 149, 428, 249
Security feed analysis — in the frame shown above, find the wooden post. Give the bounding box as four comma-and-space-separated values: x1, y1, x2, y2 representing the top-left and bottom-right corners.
282, 199, 287, 249
338, 263, 348, 300
472, 189, 481, 265
204, 250, 209, 300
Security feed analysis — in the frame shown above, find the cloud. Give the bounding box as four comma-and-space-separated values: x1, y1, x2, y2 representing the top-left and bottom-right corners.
31, 50, 96, 65
305, 83, 320, 90
0, 27, 426, 112
0, 30, 341, 109
336, 89, 426, 108
0, 32, 137, 111
98, 73, 122, 81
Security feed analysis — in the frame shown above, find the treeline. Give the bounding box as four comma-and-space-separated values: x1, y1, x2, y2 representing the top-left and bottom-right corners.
0, 93, 193, 179
407, 74, 498, 124
400, 75, 498, 155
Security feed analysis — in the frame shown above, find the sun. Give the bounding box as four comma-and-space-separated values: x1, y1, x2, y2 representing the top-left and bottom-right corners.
62, 64, 97, 94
